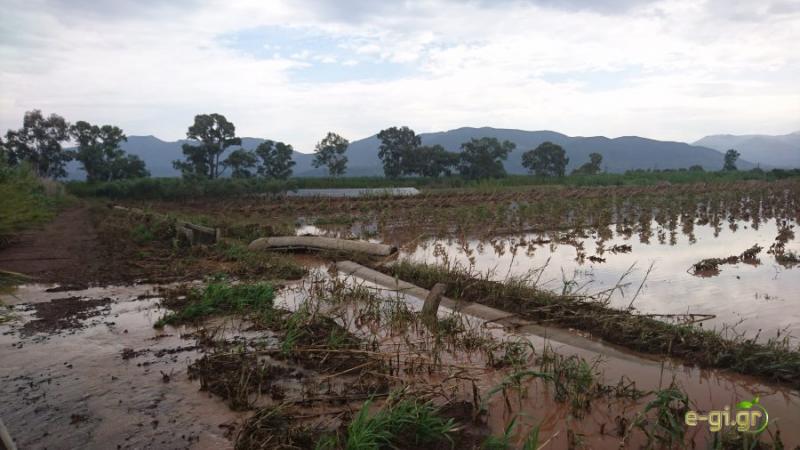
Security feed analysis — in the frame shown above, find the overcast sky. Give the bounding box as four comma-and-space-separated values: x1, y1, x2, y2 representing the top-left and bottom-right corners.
1, 0, 798, 151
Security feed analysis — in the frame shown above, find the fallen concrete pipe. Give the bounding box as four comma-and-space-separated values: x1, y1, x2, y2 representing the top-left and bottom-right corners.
248, 236, 397, 256
334, 260, 652, 363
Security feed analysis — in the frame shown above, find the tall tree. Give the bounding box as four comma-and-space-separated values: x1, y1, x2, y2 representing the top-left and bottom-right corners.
404, 144, 459, 177
255, 140, 296, 179
457, 137, 515, 180
223, 149, 257, 178
3, 110, 71, 178
173, 114, 241, 179
312, 132, 348, 177
571, 152, 602, 175
723, 149, 740, 171
522, 141, 570, 177
70, 121, 147, 182
0, 136, 8, 168
109, 154, 149, 180
377, 126, 420, 178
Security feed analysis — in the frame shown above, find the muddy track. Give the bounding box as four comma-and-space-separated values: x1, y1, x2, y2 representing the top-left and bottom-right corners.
0, 206, 103, 285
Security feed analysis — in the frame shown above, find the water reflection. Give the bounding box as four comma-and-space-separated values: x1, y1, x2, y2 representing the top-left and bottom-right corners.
402, 217, 800, 339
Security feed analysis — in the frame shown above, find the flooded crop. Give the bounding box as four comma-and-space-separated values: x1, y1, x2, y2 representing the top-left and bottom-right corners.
2, 180, 800, 449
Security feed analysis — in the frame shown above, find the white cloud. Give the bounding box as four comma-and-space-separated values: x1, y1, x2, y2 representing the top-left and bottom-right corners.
0, 0, 798, 151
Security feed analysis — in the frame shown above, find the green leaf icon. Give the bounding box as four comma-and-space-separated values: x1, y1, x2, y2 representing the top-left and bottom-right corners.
737, 400, 753, 409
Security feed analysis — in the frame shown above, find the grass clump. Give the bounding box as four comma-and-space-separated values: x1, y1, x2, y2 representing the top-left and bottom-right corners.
635, 383, 689, 447
236, 397, 456, 450
213, 240, 307, 280
156, 281, 275, 327
339, 397, 456, 450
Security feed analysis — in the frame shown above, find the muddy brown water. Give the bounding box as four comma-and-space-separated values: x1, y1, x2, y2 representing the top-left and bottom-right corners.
0, 283, 244, 450
337, 273, 800, 448
2, 270, 799, 449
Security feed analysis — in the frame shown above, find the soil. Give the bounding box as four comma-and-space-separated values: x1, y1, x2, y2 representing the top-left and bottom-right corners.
21, 296, 112, 335
0, 206, 104, 285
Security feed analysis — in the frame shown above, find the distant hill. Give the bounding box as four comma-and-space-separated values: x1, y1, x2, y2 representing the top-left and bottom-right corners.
66, 127, 753, 179
694, 132, 800, 169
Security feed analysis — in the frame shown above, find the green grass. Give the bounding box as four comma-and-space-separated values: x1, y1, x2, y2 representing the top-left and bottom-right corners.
213, 240, 307, 280
340, 398, 456, 450
155, 281, 275, 327
0, 165, 68, 243
636, 383, 689, 447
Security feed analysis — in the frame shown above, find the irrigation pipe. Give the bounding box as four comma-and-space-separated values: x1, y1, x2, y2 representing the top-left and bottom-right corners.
249, 236, 396, 256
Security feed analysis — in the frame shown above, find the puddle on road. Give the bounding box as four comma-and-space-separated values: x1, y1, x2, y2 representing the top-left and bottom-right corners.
402, 218, 800, 339
0, 283, 243, 450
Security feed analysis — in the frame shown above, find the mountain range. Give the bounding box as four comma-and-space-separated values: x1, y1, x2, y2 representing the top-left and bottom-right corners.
65, 127, 791, 179
693, 131, 800, 169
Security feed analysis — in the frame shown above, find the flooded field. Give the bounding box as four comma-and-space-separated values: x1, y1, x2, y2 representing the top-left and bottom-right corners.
2, 180, 800, 449
2, 268, 799, 449
403, 217, 800, 338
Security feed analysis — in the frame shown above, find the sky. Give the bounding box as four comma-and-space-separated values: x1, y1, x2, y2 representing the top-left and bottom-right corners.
1, 0, 799, 152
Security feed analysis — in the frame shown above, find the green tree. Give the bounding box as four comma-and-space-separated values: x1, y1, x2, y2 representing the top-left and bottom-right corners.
223, 149, 257, 178
312, 132, 348, 177
173, 114, 241, 179
522, 141, 570, 177
0, 136, 9, 168
571, 152, 602, 175
405, 144, 459, 177
255, 140, 296, 179
3, 110, 71, 178
109, 154, 149, 179
723, 149, 740, 171
70, 121, 147, 182
457, 137, 515, 179
377, 126, 420, 178
688, 164, 704, 172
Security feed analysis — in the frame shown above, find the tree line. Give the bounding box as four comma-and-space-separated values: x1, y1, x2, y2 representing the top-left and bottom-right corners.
1, 110, 745, 182
377, 125, 601, 179
1, 110, 148, 181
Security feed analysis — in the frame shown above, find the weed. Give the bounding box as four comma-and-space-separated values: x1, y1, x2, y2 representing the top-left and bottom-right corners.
481, 416, 518, 449
482, 416, 541, 450
155, 281, 275, 327
538, 349, 601, 416
343, 397, 456, 450
636, 382, 689, 447
130, 223, 155, 243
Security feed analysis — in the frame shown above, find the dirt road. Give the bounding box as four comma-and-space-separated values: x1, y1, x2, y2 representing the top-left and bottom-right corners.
0, 206, 102, 285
